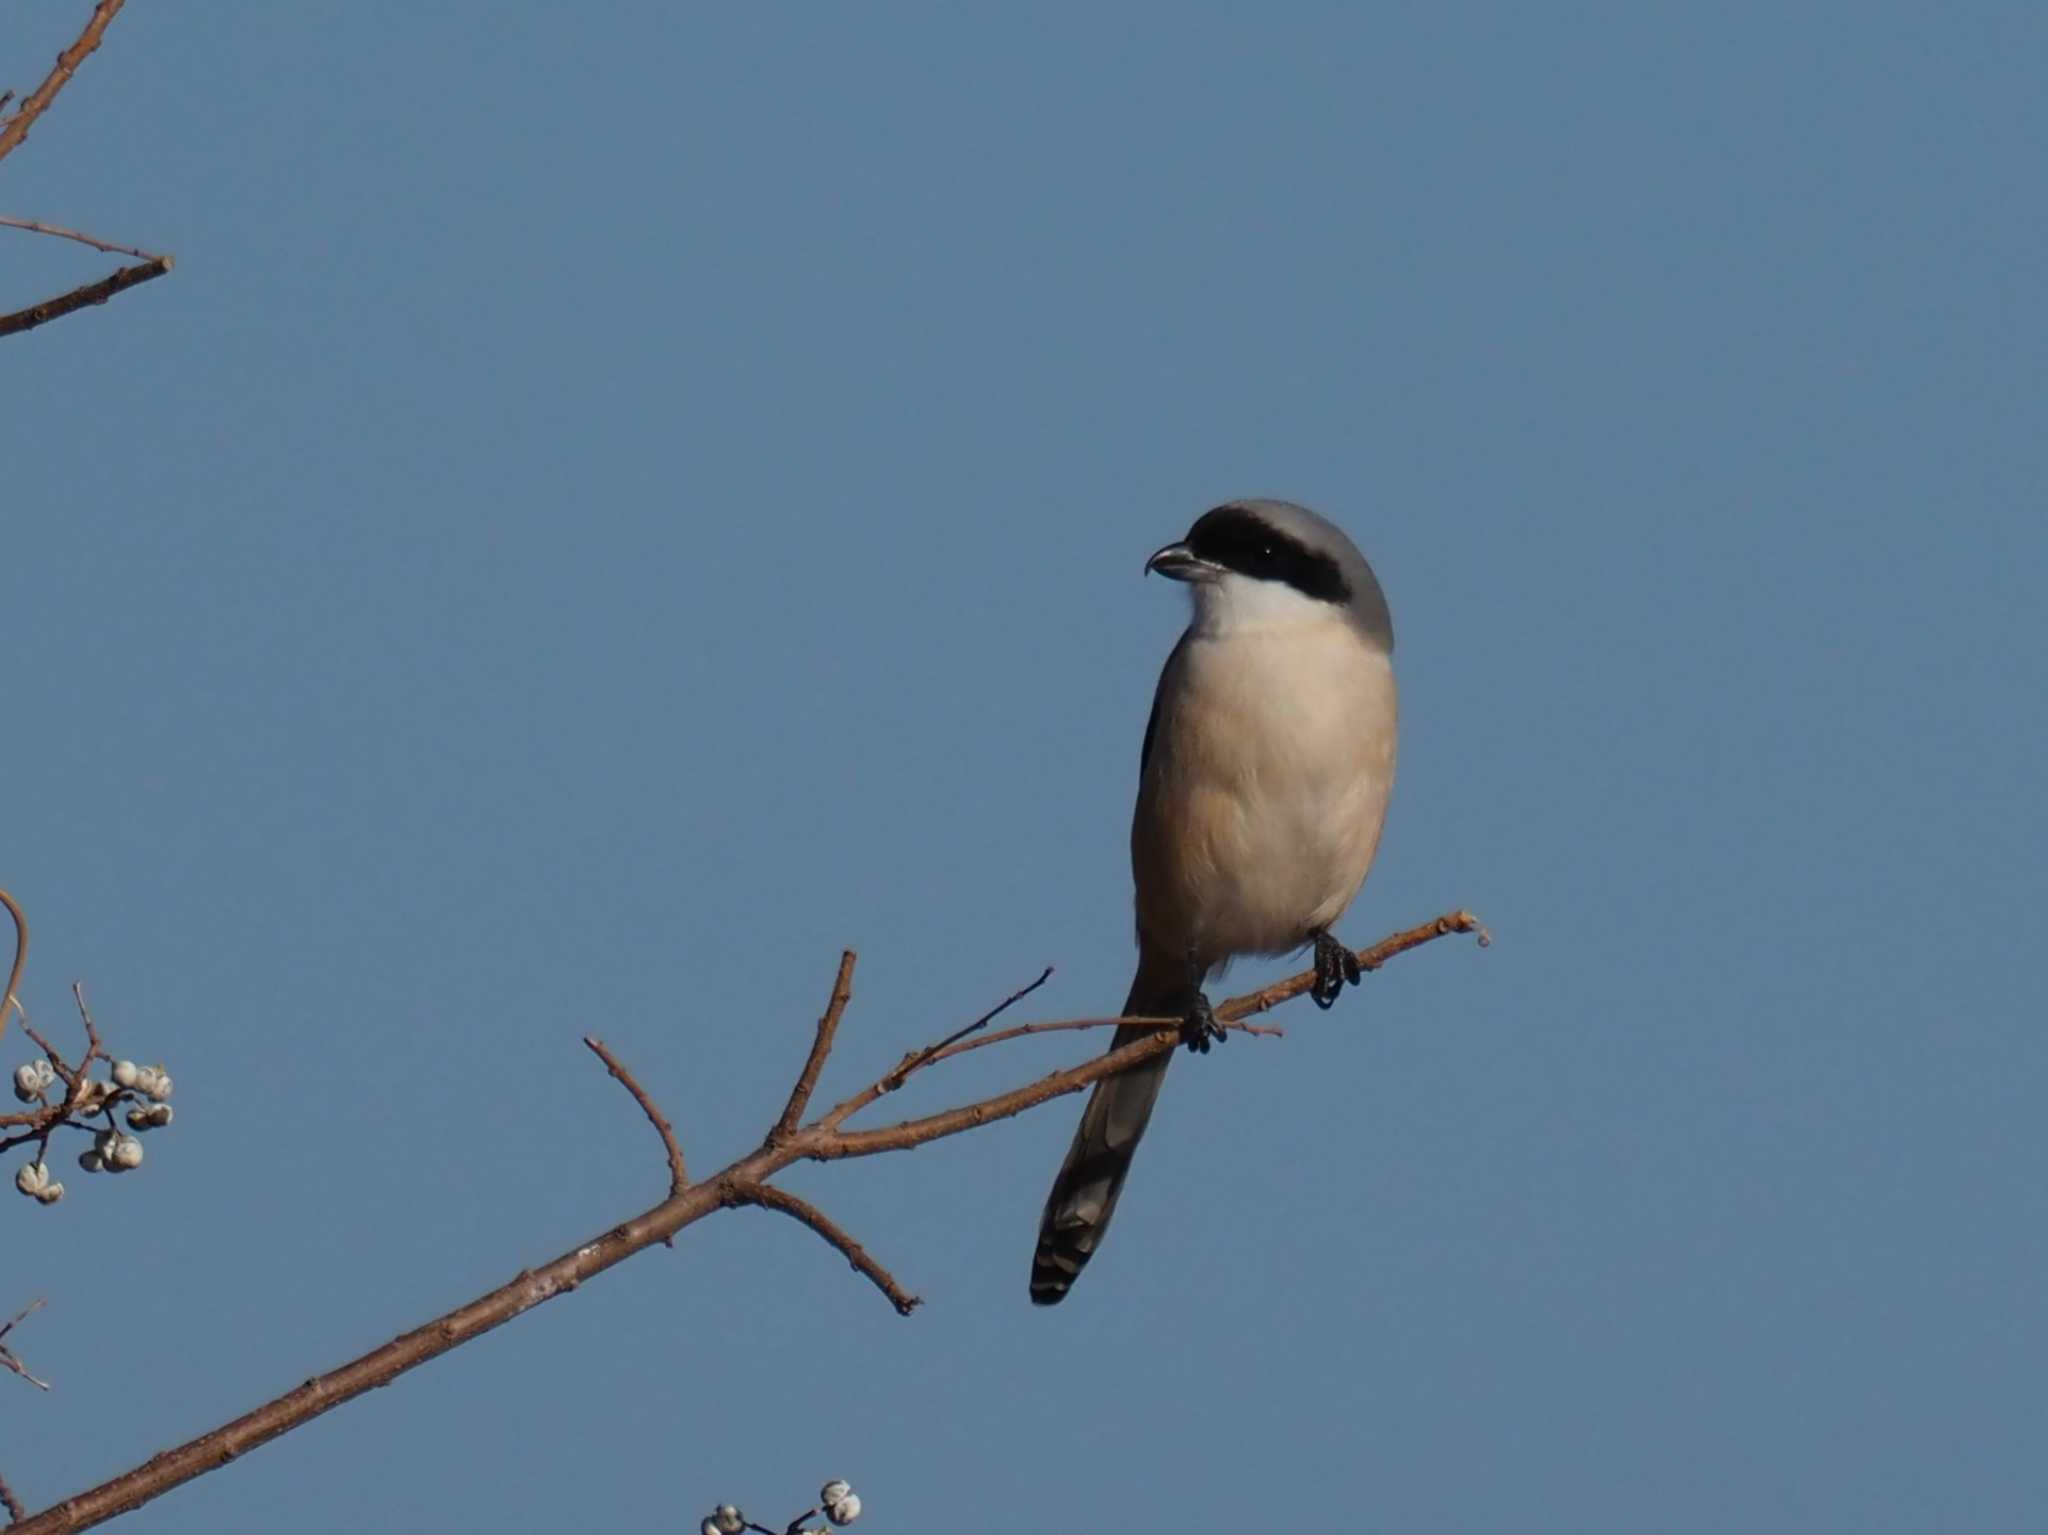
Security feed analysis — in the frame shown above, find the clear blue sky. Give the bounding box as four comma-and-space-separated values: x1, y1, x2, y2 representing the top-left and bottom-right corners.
5, 4, 2043, 1530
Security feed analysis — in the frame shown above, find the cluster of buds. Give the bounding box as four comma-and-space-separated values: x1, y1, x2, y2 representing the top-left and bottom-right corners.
79, 1128, 145, 1174
700, 1479, 863, 1535
13, 1160, 63, 1205
112, 1060, 174, 1101
11, 1055, 177, 1205
820, 1482, 862, 1525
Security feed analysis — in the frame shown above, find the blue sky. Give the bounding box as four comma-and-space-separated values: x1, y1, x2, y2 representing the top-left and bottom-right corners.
3, 3, 2043, 1530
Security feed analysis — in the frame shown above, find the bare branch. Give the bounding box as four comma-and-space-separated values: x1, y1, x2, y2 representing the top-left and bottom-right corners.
584, 1037, 686, 1195
884, 963, 1053, 1088
0, 890, 24, 1043
819, 963, 1055, 1130
0, 256, 173, 340
770, 950, 855, 1143
1216, 909, 1490, 1023
818, 1025, 1181, 1161
0, 0, 128, 166
817, 909, 1480, 1141
726, 1180, 920, 1316
4, 909, 1483, 1534
0, 217, 164, 262
0, 1300, 50, 1393
914, 1009, 1285, 1075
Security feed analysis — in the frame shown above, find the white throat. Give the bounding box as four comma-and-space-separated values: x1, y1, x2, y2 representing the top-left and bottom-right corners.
1188, 571, 1350, 639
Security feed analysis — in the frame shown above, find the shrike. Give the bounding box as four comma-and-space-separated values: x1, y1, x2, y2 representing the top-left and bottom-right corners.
1030, 499, 1398, 1305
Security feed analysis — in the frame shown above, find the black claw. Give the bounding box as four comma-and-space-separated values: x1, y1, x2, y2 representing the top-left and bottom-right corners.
1310, 929, 1360, 1010
1180, 991, 1226, 1053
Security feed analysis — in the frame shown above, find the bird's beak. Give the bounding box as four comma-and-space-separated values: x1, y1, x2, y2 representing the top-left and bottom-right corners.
1144, 542, 1217, 582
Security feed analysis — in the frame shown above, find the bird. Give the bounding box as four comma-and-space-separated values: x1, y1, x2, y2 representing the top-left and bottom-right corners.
1030, 499, 1398, 1305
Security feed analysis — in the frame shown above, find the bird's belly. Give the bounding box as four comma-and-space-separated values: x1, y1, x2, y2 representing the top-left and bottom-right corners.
1132, 628, 1397, 967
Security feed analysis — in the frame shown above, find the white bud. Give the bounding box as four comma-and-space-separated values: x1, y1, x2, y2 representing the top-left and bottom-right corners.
820, 1481, 852, 1507
34, 1180, 63, 1205
94, 1128, 119, 1156
15, 1161, 48, 1195
826, 1493, 861, 1525
78, 1150, 104, 1173
712, 1507, 746, 1535
109, 1135, 144, 1171
33, 1060, 55, 1089
112, 1060, 140, 1088
146, 1070, 173, 1102
13, 1064, 42, 1101
130, 1102, 173, 1130
126, 1106, 152, 1130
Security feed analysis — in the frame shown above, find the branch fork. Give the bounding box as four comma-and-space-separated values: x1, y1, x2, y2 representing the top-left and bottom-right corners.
8, 908, 1484, 1532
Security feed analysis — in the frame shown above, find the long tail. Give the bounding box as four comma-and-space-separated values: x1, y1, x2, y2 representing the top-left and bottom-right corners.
1029, 965, 1181, 1305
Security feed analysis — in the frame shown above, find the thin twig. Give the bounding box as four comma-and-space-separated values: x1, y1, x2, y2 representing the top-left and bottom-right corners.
928, 1011, 1283, 1069
726, 1180, 921, 1316
18, 1022, 71, 1090
823, 1010, 1280, 1134
0, 0, 128, 166
1217, 909, 1490, 1023
771, 951, 855, 1143
69, 982, 106, 1071
818, 965, 1054, 1130
0, 891, 24, 1044
886, 965, 1054, 1086
583, 1038, 686, 1195
817, 1024, 1184, 1161
816, 909, 1487, 1159
0, 1300, 50, 1393
0, 217, 164, 262
0, 256, 173, 340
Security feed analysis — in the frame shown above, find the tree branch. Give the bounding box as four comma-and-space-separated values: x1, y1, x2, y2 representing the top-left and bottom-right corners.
0, 890, 25, 1044
0, 217, 165, 262
770, 950, 855, 1143
726, 1181, 921, 1316
0, 256, 173, 340
0, 1299, 50, 1394
583, 1036, 686, 1196
0, 0, 128, 166
6, 909, 1484, 1534
819, 963, 1055, 1130
1214, 909, 1491, 1023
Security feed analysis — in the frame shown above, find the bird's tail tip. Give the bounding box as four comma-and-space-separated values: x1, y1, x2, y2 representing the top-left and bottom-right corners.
1028, 1253, 1076, 1306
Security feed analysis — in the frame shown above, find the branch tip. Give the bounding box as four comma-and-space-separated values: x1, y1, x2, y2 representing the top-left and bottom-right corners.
0, 256, 173, 340
770, 950, 857, 1142
729, 1180, 920, 1316
583, 1037, 687, 1193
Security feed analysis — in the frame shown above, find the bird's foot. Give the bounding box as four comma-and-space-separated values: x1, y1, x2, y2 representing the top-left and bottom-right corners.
1310, 928, 1363, 1009
1180, 990, 1227, 1054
